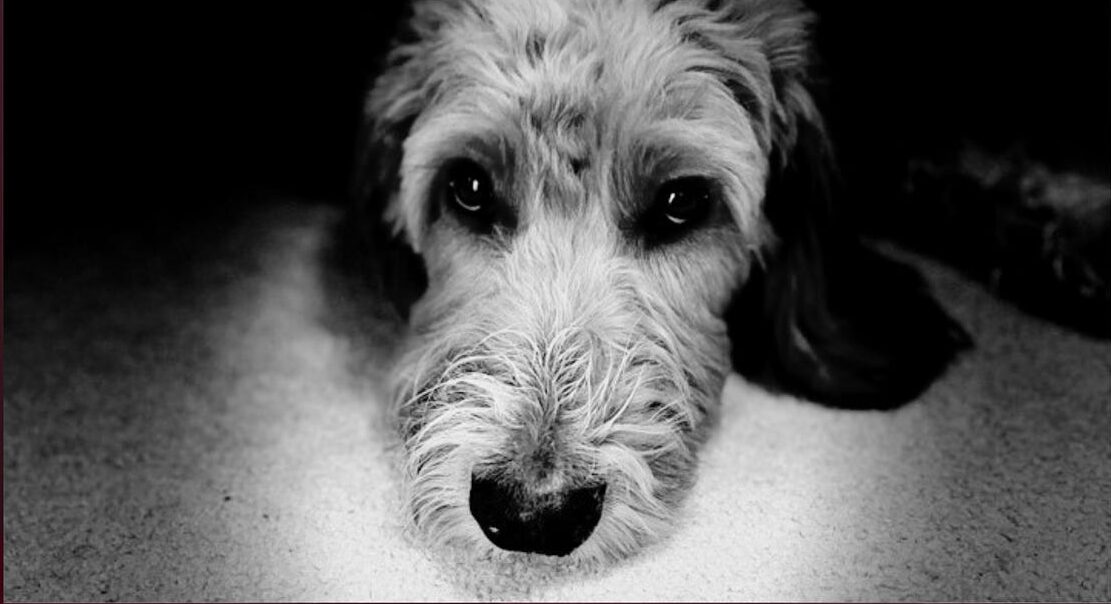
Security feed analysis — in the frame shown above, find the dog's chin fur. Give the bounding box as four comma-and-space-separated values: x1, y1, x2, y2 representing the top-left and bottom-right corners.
344, 0, 970, 562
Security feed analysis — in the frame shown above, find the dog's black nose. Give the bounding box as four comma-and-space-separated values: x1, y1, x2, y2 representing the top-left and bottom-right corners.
469, 475, 606, 556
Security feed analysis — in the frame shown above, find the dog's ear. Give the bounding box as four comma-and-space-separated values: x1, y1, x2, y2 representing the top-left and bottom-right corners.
713, 1, 972, 408
339, 6, 432, 321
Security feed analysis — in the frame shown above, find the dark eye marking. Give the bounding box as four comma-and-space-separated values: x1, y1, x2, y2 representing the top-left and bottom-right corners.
636, 176, 717, 246
441, 159, 517, 235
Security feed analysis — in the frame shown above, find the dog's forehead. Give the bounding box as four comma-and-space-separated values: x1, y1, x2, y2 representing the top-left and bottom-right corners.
426, 0, 758, 198
396, 0, 769, 245
433, 0, 729, 124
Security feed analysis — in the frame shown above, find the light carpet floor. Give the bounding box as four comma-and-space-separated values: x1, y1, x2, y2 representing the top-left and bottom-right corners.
4, 200, 1109, 601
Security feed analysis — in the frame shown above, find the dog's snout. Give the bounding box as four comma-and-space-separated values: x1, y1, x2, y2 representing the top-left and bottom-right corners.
468, 474, 606, 556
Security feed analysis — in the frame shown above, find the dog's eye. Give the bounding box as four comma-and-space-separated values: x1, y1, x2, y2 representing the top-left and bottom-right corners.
641, 177, 715, 243
659, 179, 711, 225
441, 159, 517, 236
446, 160, 495, 214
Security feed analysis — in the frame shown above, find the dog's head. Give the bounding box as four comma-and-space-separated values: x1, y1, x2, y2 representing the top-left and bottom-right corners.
350, 0, 965, 561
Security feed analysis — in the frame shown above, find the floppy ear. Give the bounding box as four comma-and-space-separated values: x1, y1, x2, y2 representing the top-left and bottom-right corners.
718, 1, 972, 409
336, 7, 432, 321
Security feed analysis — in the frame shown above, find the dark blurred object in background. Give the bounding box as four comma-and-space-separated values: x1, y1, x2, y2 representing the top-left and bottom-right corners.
897, 145, 1110, 337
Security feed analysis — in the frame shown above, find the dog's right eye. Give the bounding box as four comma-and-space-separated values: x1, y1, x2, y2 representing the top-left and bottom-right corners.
446, 160, 495, 214
442, 160, 515, 235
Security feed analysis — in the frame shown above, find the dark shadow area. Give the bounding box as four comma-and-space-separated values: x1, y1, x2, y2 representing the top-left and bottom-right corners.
811, 2, 1110, 338
5, 2, 408, 253
813, 1, 1110, 188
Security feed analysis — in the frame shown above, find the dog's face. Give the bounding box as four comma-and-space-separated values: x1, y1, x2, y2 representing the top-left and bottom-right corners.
359, 0, 821, 561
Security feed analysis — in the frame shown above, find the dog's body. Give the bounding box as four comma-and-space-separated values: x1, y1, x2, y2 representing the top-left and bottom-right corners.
346, 0, 968, 561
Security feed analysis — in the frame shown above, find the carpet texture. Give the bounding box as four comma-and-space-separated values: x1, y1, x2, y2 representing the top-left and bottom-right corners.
4, 200, 1109, 601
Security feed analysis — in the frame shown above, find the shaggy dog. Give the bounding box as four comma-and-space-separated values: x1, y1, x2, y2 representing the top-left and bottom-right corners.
344, 0, 968, 561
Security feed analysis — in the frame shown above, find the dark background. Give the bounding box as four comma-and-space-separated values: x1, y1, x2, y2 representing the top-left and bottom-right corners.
5, 1, 1109, 251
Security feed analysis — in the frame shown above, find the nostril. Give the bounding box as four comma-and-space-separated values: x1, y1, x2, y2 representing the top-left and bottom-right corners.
469, 474, 606, 556
469, 476, 518, 526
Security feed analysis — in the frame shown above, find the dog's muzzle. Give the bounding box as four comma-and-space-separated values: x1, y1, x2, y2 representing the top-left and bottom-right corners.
469, 474, 607, 556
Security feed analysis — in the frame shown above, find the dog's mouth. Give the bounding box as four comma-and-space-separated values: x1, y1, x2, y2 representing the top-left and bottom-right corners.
468, 472, 607, 556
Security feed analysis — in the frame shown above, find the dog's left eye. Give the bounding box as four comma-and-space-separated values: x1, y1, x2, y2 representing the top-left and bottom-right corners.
640, 177, 715, 244
659, 178, 712, 225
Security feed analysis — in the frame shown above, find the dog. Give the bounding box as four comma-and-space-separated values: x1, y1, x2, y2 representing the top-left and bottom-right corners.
343, 0, 970, 561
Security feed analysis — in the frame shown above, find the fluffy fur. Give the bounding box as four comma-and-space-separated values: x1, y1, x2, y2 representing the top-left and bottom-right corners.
345, 0, 968, 562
